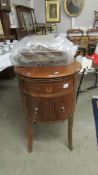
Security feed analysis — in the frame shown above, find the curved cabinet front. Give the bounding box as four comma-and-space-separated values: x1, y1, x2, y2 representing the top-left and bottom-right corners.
18, 75, 75, 122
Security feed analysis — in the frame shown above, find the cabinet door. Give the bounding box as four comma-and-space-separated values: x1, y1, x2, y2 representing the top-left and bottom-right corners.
25, 95, 50, 122
50, 93, 75, 121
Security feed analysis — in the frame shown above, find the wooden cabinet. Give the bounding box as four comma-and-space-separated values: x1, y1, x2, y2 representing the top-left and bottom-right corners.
19, 76, 74, 122
15, 61, 81, 153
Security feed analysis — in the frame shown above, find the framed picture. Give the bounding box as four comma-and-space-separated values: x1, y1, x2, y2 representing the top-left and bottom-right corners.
16, 5, 35, 33
64, 0, 84, 17
46, 0, 60, 23
23, 12, 33, 31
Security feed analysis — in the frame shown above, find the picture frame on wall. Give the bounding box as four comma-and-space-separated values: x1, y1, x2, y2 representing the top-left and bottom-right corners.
45, 0, 60, 23
23, 12, 33, 31
64, 0, 84, 17
16, 5, 35, 33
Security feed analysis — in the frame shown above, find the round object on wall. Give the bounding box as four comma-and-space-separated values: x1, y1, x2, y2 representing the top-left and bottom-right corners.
64, 0, 84, 17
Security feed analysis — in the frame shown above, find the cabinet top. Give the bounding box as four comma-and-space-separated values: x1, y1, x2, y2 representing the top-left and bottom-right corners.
15, 61, 81, 79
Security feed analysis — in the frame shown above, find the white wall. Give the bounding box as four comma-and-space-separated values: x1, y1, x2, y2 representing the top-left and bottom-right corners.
11, 0, 31, 7
33, 0, 98, 33
33, 0, 45, 23
30, 0, 34, 8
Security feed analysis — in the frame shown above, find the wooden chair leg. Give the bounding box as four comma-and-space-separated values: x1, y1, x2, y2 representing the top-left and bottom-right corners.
28, 119, 33, 153
68, 116, 73, 151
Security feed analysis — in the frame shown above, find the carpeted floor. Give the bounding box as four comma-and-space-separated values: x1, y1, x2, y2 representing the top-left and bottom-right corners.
0, 74, 98, 175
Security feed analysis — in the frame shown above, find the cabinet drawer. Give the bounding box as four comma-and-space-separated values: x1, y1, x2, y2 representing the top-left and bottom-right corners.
50, 93, 75, 121
21, 77, 74, 95
25, 95, 50, 121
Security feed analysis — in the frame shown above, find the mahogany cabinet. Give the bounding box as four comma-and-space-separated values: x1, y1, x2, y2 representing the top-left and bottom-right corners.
15, 61, 81, 153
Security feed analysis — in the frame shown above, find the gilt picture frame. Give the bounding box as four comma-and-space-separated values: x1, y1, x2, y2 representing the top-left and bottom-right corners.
64, 0, 84, 17
46, 0, 60, 23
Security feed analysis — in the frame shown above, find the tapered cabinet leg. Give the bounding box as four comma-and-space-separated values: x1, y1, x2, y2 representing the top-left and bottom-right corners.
28, 119, 33, 153
68, 116, 73, 151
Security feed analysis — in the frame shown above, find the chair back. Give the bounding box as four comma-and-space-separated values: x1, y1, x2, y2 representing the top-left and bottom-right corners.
87, 28, 98, 44
67, 29, 84, 45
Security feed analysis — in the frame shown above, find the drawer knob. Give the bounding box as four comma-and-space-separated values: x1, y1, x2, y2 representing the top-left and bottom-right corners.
35, 107, 38, 114
61, 106, 65, 113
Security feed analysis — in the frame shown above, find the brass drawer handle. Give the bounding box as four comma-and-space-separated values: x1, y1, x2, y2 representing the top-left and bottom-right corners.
35, 107, 38, 115
61, 106, 65, 113
46, 87, 52, 93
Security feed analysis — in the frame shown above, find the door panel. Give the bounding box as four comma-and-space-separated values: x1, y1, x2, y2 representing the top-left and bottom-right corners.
25, 95, 50, 121
50, 93, 74, 121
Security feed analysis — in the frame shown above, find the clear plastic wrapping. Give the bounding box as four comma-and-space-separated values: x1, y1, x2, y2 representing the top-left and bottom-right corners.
10, 34, 78, 67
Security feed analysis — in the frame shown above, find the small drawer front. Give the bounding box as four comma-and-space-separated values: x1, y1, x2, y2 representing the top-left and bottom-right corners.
21, 77, 74, 95
50, 93, 75, 121
25, 95, 50, 121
